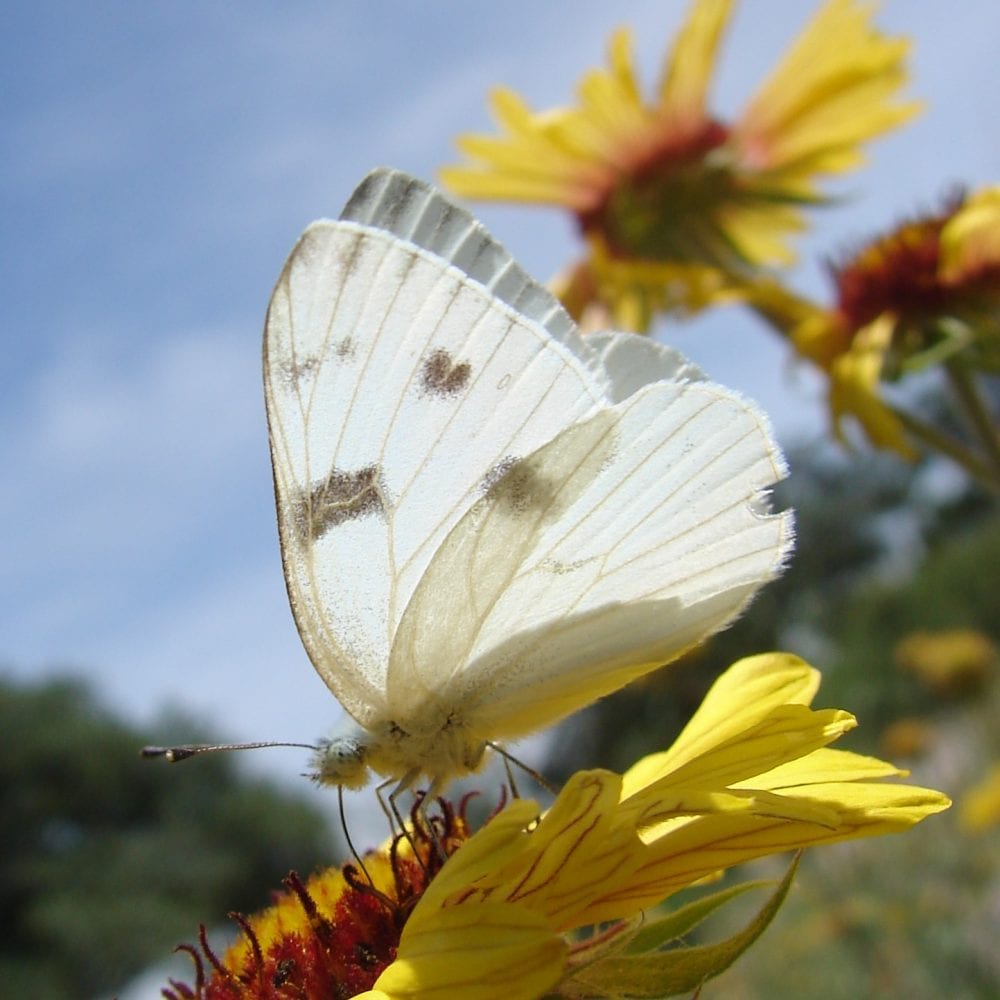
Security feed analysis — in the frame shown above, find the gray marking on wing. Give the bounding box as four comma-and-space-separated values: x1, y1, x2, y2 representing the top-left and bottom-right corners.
480, 455, 558, 517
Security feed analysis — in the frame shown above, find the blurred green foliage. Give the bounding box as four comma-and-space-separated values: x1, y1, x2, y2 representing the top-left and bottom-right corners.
0, 677, 336, 999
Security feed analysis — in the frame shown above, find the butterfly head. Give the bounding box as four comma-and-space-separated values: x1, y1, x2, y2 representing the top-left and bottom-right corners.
310, 715, 491, 792
311, 730, 371, 789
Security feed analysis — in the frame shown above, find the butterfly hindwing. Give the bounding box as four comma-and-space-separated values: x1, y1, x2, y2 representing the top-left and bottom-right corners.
389, 332, 791, 740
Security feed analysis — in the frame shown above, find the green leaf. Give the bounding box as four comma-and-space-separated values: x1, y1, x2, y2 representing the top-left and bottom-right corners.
566, 854, 800, 999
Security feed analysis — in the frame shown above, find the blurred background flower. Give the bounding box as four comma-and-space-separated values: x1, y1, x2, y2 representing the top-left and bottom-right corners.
444, 0, 999, 485
442, 0, 917, 331
757, 187, 1000, 480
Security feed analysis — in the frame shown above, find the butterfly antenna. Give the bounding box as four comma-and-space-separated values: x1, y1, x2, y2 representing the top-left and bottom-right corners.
338, 785, 378, 891
141, 740, 319, 763
486, 742, 557, 795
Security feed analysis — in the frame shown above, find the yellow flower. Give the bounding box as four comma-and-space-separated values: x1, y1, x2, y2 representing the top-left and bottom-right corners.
441, 0, 917, 331
372, 654, 947, 999
163, 802, 471, 1000
878, 716, 936, 760
167, 654, 949, 999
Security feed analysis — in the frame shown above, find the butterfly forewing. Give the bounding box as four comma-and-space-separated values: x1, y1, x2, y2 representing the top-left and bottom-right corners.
264, 182, 616, 728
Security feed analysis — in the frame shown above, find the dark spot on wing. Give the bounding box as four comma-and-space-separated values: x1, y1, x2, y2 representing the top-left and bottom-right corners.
334, 336, 355, 360
420, 348, 471, 397
281, 339, 354, 387
292, 464, 387, 539
481, 456, 557, 516
285, 356, 320, 383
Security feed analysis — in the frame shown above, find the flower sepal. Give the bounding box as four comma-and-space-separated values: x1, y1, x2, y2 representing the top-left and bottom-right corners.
561, 855, 800, 998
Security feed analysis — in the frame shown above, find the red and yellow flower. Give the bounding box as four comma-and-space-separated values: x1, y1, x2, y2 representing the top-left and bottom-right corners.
764, 185, 1000, 460
441, 0, 918, 332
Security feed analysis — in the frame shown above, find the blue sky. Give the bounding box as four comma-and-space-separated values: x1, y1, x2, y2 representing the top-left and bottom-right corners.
3, 1, 998, 813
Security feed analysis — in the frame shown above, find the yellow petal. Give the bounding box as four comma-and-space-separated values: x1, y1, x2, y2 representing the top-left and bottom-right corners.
373, 901, 565, 1000
419, 798, 540, 911
449, 771, 645, 933
743, 747, 908, 789
828, 313, 917, 457
939, 184, 1000, 282
736, 0, 919, 175
579, 775, 948, 922
657, 0, 734, 127
625, 705, 856, 822
622, 654, 820, 797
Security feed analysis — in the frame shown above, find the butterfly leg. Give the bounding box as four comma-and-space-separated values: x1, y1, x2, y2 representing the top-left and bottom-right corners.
486, 741, 558, 796
381, 768, 440, 868
418, 774, 451, 861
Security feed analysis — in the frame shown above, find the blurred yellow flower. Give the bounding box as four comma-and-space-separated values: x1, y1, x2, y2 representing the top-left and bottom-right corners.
167, 655, 949, 1000
878, 716, 936, 760
894, 628, 997, 698
441, 0, 917, 331
960, 763, 1000, 833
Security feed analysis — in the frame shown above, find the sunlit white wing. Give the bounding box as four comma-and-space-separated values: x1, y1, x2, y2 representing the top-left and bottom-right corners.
389, 337, 792, 739
586, 329, 707, 400
264, 170, 618, 729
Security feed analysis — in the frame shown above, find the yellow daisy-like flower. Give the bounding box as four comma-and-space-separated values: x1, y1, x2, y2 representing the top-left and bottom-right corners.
763, 186, 1000, 462
441, 0, 917, 331
167, 654, 948, 1000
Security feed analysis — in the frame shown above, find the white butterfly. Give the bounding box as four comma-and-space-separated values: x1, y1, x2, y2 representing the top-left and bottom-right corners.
263, 168, 793, 799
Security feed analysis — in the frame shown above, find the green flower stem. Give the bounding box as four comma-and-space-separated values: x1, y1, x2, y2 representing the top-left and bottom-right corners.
945, 359, 1000, 480
891, 404, 1000, 494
